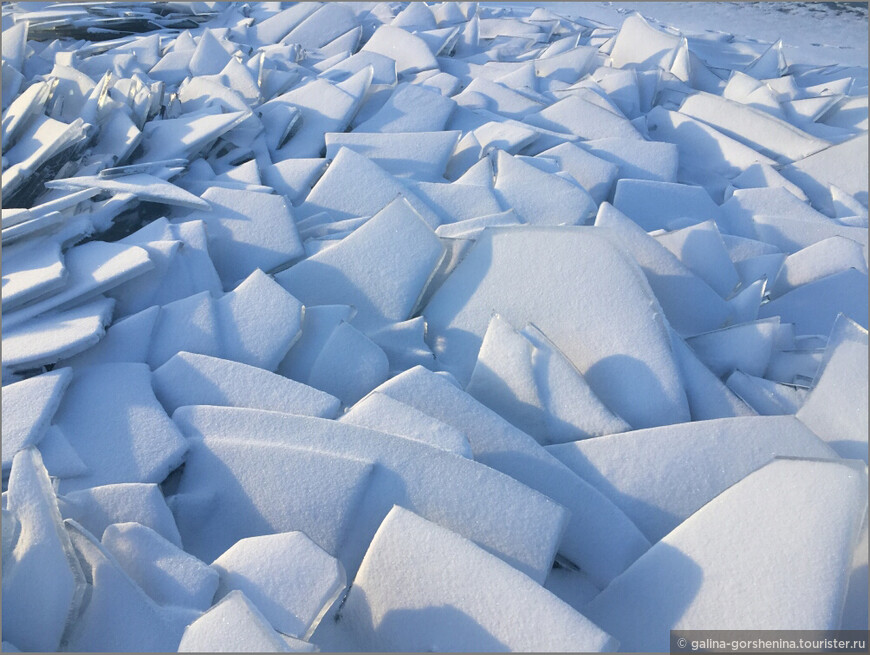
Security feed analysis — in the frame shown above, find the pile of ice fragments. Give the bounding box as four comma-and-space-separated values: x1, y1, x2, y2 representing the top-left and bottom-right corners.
2, 1, 868, 651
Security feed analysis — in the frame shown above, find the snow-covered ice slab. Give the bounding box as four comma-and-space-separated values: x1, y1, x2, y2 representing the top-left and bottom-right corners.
612, 179, 722, 232
1, 368, 72, 469
584, 459, 867, 651
63, 519, 198, 652
797, 315, 869, 463
492, 150, 597, 225
101, 522, 218, 611
355, 83, 456, 133
306, 321, 389, 406
594, 203, 735, 335
758, 268, 868, 336
178, 590, 292, 653
172, 405, 568, 584
2, 241, 151, 330
340, 392, 472, 458
1, 239, 67, 311
412, 180, 503, 224
38, 425, 88, 480
466, 314, 630, 443
770, 236, 868, 298
424, 227, 690, 429
779, 133, 868, 216
261, 76, 361, 160
2, 448, 85, 653
375, 365, 650, 588
2, 297, 115, 371
51, 363, 187, 493
175, 187, 303, 290
653, 220, 742, 298
213, 532, 345, 639
547, 415, 836, 542
524, 94, 642, 142
59, 483, 182, 547
215, 269, 304, 371
336, 506, 617, 652
277, 304, 356, 383
324, 131, 459, 181
668, 327, 757, 421
136, 109, 250, 163
725, 370, 808, 415
170, 425, 374, 566
679, 91, 832, 163
46, 173, 210, 211
153, 352, 339, 418
685, 318, 782, 378
277, 198, 443, 334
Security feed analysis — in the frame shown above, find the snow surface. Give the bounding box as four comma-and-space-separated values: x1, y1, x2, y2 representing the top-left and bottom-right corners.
1, 0, 867, 651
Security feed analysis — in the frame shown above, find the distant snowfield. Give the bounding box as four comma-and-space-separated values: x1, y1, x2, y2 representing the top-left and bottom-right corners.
501, 1, 869, 67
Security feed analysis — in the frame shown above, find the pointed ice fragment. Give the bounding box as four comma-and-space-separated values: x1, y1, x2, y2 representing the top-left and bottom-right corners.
2, 448, 85, 653
584, 459, 867, 650
337, 506, 617, 652
2, 368, 72, 469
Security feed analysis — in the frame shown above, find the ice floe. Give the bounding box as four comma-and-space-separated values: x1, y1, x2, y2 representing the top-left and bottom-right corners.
2, 0, 867, 650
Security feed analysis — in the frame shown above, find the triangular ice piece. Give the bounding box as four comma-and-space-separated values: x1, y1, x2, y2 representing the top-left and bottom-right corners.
101, 522, 218, 611
1, 368, 73, 469
178, 591, 290, 653
335, 506, 616, 652
375, 366, 651, 587
2, 448, 85, 652
584, 458, 867, 650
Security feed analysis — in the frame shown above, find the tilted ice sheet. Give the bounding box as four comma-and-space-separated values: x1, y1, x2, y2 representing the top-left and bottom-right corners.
547, 415, 836, 542
584, 459, 867, 651
336, 506, 617, 653
797, 315, 869, 463
1, 368, 72, 469
424, 227, 690, 429
172, 405, 568, 584
2, 449, 85, 653
153, 351, 339, 418
63, 519, 198, 653
212, 531, 346, 639
52, 363, 187, 493
277, 197, 444, 334
177, 590, 291, 653
2, 296, 115, 371
59, 483, 182, 547
375, 365, 651, 588
101, 522, 218, 611
340, 392, 473, 458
